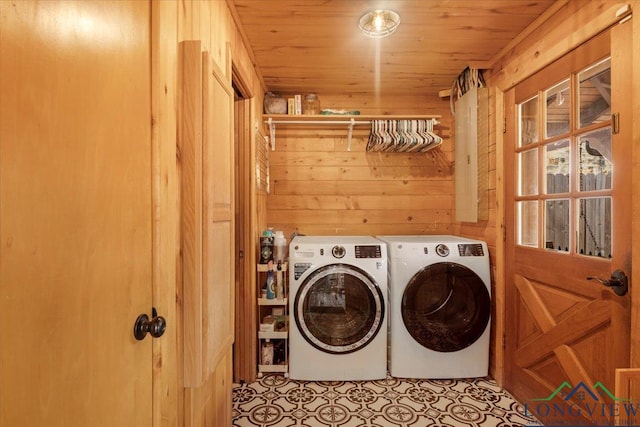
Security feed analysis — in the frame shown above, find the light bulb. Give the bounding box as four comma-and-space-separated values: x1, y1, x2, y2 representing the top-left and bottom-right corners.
373, 12, 384, 30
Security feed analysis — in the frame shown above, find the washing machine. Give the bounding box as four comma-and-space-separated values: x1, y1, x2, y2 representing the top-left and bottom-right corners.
288, 236, 387, 381
377, 235, 491, 379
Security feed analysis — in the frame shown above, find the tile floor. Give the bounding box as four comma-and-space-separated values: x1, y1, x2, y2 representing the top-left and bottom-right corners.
232, 374, 543, 427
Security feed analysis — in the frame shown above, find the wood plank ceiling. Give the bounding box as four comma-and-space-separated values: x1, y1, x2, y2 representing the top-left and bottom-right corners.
228, 0, 560, 98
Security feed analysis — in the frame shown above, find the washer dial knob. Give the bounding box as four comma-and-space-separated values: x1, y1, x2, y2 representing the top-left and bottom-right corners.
332, 245, 346, 258
435, 244, 450, 257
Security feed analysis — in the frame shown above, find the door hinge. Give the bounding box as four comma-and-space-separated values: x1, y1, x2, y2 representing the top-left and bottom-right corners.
502, 333, 507, 350
503, 117, 507, 134
612, 113, 620, 134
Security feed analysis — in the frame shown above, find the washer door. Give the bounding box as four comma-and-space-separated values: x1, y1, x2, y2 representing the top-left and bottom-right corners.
294, 263, 385, 354
402, 262, 490, 352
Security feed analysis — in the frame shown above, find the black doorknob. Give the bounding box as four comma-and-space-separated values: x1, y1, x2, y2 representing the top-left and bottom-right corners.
586, 269, 629, 296
133, 309, 167, 341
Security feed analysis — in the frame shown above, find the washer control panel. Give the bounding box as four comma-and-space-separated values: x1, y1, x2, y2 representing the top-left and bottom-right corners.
355, 245, 382, 259
293, 262, 312, 280
458, 243, 485, 256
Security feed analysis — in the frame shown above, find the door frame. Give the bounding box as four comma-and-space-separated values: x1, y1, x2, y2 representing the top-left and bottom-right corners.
232, 64, 259, 383
150, 1, 179, 426
501, 25, 634, 425
491, 2, 640, 386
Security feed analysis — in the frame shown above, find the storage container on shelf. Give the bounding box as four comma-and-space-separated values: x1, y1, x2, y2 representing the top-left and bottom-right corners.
303, 94, 320, 115
273, 230, 287, 263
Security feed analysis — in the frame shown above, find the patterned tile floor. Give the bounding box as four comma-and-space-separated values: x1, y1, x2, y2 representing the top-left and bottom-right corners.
232, 375, 543, 427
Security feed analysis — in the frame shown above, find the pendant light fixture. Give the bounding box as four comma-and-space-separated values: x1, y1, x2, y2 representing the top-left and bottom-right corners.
359, 9, 400, 38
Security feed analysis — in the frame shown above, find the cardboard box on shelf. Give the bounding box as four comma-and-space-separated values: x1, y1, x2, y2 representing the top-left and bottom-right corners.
259, 316, 276, 332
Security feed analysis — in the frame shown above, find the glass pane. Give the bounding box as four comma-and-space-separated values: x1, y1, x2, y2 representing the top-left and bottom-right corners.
517, 201, 538, 247
578, 128, 612, 191
577, 197, 611, 258
300, 265, 383, 352
518, 148, 538, 196
544, 139, 570, 194
518, 96, 538, 146
402, 263, 490, 352
545, 199, 570, 252
545, 80, 570, 138
578, 58, 611, 128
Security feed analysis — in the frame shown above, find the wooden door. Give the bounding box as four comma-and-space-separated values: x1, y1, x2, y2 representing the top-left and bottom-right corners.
504, 23, 633, 426
0, 2, 153, 426
202, 49, 235, 380
179, 41, 235, 424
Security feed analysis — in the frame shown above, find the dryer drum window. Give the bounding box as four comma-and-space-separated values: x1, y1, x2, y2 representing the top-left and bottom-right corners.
294, 264, 385, 354
402, 262, 490, 353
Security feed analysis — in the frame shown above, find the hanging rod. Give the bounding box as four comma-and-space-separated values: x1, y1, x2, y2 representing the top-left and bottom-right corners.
267, 119, 371, 125
266, 117, 369, 151
265, 116, 440, 151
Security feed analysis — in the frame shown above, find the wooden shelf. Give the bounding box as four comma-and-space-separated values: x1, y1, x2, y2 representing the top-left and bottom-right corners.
263, 114, 443, 151
264, 114, 441, 122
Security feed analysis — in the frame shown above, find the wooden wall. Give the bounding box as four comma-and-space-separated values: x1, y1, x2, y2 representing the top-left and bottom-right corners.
456, 87, 500, 379
261, 92, 512, 376
265, 93, 454, 238
152, 0, 265, 425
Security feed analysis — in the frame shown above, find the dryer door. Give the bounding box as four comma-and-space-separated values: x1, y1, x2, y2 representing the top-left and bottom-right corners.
402, 262, 490, 352
294, 264, 384, 354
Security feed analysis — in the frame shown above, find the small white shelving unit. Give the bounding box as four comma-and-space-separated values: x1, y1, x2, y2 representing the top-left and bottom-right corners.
257, 262, 289, 377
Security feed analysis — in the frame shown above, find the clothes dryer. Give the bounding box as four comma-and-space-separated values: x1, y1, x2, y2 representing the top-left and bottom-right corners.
288, 236, 387, 381
377, 235, 491, 378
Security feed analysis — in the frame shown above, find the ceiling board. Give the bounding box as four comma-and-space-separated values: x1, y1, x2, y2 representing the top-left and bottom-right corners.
229, 0, 558, 97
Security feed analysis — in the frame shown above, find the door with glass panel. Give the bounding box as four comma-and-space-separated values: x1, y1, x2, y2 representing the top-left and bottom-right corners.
504, 23, 632, 427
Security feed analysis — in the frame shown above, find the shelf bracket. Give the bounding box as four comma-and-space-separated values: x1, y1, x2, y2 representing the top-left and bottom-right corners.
267, 117, 276, 150
347, 118, 355, 151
